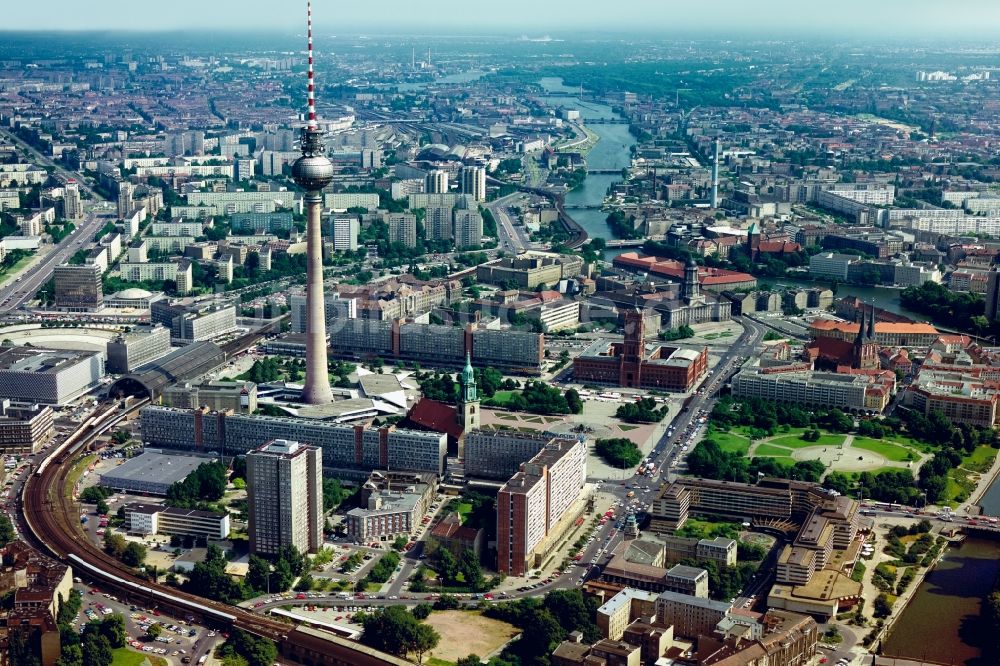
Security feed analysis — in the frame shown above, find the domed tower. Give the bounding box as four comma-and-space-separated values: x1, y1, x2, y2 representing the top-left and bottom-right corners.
682, 256, 701, 302
458, 353, 480, 430
294, 1, 334, 405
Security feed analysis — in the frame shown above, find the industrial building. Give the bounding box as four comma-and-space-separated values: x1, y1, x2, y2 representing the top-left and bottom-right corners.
99, 451, 216, 496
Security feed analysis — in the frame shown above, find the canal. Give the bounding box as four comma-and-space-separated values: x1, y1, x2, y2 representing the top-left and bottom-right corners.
882, 536, 1000, 664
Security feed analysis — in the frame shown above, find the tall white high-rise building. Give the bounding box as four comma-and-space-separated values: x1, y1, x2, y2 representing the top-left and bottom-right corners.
331, 216, 359, 251
460, 166, 486, 202
425, 170, 449, 194
64, 180, 83, 221
453, 209, 483, 248
247, 439, 323, 556
117, 180, 134, 220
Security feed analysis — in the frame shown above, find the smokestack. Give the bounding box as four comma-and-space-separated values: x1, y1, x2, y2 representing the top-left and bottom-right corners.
711, 139, 720, 209
292, 1, 334, 405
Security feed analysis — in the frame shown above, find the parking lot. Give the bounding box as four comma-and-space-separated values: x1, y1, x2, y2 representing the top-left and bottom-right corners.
76, 583, 221, 665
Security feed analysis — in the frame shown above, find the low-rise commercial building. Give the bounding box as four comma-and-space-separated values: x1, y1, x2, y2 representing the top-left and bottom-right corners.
162, 380, 257, 413
124, 503, 231, 540
731, 368, 889, 414
655, 591, 732, 639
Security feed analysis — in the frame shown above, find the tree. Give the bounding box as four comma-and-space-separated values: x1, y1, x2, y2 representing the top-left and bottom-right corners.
121, 542, 147, 567
247, 555, 271, 593
103, 532, 126, 559
146, 623, 162, 641
411, 623, 440, 664
218, 630, 278, 666
277, 544, 306, 577
456, 656, 483, 666
82, 632, 113, 666
0, 514, 14, 547
412, 603, 433, 620
565, 388, 583, 414
595, 438, 643, 469
323, 478, 349, 511
393, 535, 409, 551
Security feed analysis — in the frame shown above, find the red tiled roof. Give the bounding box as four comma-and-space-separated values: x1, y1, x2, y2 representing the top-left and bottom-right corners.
756, 241, 802, 254
613, 253, 756, 286
404, 399, 463, 440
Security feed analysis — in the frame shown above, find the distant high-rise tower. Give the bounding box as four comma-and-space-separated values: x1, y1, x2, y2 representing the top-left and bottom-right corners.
291, 1, 335, 405
460, 165, 486, 202
64, 179, 83, 221
117, 180, 134, 220
425, 169, 449, 194
710, 139, 720, 209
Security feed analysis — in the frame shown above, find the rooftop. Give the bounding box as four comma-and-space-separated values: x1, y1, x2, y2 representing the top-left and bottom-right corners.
100, 452, 216, 490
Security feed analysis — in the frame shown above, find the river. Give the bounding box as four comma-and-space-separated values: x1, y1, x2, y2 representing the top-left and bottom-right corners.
882, 536, 1000, 665
538, 77, 635, 252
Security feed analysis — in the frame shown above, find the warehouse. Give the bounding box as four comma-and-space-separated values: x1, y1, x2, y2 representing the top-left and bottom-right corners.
99, 451, 216, 495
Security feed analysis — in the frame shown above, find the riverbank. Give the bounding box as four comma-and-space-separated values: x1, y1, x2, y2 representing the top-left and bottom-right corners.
880, 534, 1000, 663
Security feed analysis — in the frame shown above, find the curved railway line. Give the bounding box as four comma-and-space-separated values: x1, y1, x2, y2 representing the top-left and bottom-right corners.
19, 398, 407, 664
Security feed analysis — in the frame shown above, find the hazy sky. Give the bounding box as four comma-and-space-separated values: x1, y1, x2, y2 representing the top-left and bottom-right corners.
4, 0, 1000, 35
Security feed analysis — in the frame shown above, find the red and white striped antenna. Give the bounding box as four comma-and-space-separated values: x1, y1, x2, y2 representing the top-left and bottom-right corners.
307, 0, 317, 129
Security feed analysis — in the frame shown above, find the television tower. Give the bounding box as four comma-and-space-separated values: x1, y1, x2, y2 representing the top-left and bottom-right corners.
710, 139, 720, 209
292, 1, 334, 405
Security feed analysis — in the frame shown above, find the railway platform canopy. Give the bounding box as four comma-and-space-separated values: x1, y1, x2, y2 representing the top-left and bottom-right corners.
109, 341, 225, 400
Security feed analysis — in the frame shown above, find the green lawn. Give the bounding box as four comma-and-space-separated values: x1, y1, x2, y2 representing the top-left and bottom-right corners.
0, 253, 35, 285
753, 444, 793, 458
769, 433, 845, 450
852, 438, 917, 462
708, 431, 751, 456
962, 446, 999, 473
489, 391, 516, 406
674, 518, 741, 540
943, 469, 976, 506
112, 648, 165, 666
454, 502, 473, 522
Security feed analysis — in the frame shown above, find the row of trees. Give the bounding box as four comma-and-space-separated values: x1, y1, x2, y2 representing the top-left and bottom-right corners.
482, 589, 601, 665
900, 281, 996, 337
485, 382, 583, 415
616, 397, 669, 423
245, 545, 308, 595
165, 461, 227, 508
104, 531, 147, 568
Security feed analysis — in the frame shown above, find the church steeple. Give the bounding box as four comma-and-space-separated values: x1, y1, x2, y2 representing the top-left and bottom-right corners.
458, 353, 480, 431
460, 352, 477, 403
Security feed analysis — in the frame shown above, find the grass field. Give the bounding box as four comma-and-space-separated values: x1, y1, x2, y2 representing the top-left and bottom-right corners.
424, 611, 520, 664
112, 648, 166, 666
962, 446, 999, 473
769, 433, 846, 450
754, 443, 794, 457
0, 253, 35, 285
708, 431, 751, 456
853, 438, 916, 462
66, 454, 98, 499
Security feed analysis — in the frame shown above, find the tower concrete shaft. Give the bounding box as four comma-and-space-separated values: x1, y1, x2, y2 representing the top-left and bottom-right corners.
711, 139, 720, 209
302, 189, 333, 404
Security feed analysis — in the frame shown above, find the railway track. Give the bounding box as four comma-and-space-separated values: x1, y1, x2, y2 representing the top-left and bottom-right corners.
21, 401, 291, 642
20, 397, 413, 664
